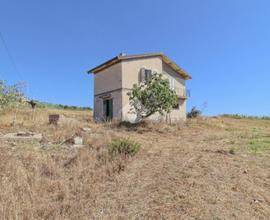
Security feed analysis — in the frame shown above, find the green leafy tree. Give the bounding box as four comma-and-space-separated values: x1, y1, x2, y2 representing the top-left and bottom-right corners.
0, 80, 24, 108
127, 73, 178, 122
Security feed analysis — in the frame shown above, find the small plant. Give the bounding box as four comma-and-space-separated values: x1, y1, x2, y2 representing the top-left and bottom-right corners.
187, 107, 202, 118
108, 138, 140, 157
229, 148, 236, 155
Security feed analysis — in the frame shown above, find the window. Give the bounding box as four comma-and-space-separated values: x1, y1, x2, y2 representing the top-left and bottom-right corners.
145, 69, 152, 81
169, 77, 176, 91
140, 68, 153, 82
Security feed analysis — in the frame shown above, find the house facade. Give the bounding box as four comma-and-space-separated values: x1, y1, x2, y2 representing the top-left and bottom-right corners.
88, 53, 191, 123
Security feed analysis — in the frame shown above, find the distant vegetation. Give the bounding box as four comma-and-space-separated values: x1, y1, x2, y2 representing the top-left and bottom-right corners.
187, 106, 202, 118
221, 114, 270, 120
33, 100, 92, 111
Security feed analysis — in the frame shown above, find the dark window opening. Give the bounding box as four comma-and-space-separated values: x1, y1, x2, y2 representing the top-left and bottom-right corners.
103, 99, 113, 120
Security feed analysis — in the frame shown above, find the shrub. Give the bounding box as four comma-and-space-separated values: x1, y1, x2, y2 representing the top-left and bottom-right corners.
187, 107, 202, 118
108, 138, 140, 158
229, 148, 236, 155
0, 80, 24, 109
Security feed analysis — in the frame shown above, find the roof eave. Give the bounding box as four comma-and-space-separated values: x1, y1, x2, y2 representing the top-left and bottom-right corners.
87, 53, 192, 80
87, 56, 120, 74
161, 55, 192, 80
87, 53, 164, 74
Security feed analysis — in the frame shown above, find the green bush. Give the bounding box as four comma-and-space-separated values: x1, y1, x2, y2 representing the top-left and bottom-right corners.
187, 107, 202, 118
108, 138, 140, 157
0, 80, 24, 109
229, 148, 236, 155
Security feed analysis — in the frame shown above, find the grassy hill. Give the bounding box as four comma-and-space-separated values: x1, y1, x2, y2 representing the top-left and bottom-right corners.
0, 106, 269, 219
32, 100, 92, 111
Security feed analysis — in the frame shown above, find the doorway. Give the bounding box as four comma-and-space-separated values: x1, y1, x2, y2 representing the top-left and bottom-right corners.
103, 99, 113, 120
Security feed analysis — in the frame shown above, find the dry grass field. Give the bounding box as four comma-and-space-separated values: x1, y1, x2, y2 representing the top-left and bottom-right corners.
0, 107, 270, 219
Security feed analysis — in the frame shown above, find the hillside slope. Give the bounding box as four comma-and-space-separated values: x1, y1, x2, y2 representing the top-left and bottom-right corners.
0, 107, 269, 219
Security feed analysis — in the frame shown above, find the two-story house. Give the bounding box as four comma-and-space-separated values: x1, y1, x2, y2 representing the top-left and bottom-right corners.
88, 52, 191, 122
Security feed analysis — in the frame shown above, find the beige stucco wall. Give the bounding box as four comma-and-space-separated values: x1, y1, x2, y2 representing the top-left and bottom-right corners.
94, 62, 123, 121
94, 62, 122, 95
121, 57, 163, 122
121, 58, 187, 122
162, 62, 186, 90
162, 62, 187, 121
121, 57, 163, 89
93, 56, 187, 122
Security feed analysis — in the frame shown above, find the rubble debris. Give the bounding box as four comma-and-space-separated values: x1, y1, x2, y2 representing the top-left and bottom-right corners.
73, 136, 83, 148
74, 136, 83, 145
16, 131, 34, 137
59, 135, 84, 148
82, 127, 92, 132
251, 199, 263, 204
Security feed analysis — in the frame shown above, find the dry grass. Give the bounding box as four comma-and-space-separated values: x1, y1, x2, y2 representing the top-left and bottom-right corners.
0, 107, 270, 219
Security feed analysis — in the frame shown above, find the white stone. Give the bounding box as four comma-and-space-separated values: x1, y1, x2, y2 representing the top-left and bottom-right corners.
82, 127, 92, 132
74, 136, 83, 145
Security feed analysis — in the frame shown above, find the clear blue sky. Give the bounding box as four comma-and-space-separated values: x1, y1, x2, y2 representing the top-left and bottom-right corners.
0, 0, 269, 116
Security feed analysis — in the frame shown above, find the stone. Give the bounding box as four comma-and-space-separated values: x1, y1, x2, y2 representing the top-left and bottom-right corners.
74, 136, 83, 145
72, 136, 84, 148
16, 131, 34, 137
251, 199, 261, 204
82, 127, 92, 132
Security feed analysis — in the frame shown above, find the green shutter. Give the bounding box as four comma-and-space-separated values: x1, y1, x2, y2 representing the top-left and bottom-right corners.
108, 99, 113, 119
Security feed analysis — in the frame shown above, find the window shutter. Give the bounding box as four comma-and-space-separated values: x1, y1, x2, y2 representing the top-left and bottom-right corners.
140, 68, 146, 82
149, 69, 153, 79
145, 69, 152, 81
140, 68, 154, 82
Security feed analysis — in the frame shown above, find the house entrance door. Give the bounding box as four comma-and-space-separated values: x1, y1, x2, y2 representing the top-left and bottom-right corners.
103, 99, 113, 120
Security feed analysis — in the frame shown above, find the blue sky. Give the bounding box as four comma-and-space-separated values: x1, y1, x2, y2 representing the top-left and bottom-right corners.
0, 0, 269, 116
